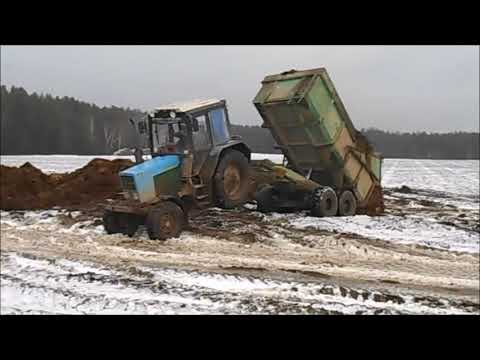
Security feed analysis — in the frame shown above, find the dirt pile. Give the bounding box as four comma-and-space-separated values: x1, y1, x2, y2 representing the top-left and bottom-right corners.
1, 162, 56, 210
2, 158, 384, 215
1, 159, 133, 211
250, 159, 280, 189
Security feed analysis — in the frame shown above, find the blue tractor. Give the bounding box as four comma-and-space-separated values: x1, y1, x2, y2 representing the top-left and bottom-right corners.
103, 99, 252, 240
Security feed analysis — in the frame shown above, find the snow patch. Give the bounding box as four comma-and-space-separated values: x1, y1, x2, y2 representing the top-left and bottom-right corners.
264, 212, 479, 254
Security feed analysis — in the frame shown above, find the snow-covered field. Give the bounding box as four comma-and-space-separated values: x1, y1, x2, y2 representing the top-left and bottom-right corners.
382, 158, 479, 197
2, 251, 475, 315
1, 154, 478, 195
1, 155, 479, 314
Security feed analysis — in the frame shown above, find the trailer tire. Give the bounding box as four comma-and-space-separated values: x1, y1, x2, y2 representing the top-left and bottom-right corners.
338, 190, 357, 216
214, 150, 251, 209
310, 187, 338, 217
146, 201, 185, 240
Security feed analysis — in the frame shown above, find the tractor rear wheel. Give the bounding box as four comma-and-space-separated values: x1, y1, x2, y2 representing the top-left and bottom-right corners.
146, 201, 185, 240
214, 150, 251, 209
310, 187, 338, 217
338, 190, 357, 216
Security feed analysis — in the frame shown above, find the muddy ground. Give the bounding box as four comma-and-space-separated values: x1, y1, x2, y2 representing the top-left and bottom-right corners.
1, 158, 479, 314
1, 187, 479, 314
0, 159, 132, 211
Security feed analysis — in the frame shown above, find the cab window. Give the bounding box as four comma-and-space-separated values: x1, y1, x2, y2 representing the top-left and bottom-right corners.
209, 108, 230, 145
192, 115, 211, 150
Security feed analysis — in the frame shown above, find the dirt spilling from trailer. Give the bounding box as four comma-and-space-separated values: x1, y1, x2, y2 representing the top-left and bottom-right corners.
357, 185, 385, 216
0, 159, 133, 211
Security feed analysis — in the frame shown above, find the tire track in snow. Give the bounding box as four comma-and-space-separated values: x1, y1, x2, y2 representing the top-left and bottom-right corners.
1, 252, 478, 315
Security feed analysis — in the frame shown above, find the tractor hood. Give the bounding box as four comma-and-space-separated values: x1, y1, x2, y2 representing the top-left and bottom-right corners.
119, 155, 181, 203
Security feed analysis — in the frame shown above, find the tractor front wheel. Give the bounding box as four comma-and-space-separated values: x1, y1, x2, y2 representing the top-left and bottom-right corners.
103, 210, 122, 234
214, 150, 251, 209
146, 201, 185, 240
103, 210, 141, 237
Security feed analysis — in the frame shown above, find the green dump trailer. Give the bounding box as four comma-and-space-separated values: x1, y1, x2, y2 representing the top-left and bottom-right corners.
253, 67, 384, 216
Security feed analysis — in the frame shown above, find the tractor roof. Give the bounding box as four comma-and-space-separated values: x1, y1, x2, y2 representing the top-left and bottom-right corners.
154, 98, 223, 114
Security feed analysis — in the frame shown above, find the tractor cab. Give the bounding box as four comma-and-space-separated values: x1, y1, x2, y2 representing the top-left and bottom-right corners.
135, 99, 236, 176
106, 98, 252, 240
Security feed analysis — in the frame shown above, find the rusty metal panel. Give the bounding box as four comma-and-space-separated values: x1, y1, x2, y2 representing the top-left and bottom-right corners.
344, 153, 363, 182
356, 168, 374, 203
331, 126, 355, 161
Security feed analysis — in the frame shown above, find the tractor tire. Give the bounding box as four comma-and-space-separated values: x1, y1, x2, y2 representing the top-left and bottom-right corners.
254, 185, 278, 213
145, 201, 185, 240
338, 190, 357, 216
103, 211, 141, 237
103, 210, 122, 234
119, 213, 141, 237
214, 150, 251, 209
310, 187, 338, 217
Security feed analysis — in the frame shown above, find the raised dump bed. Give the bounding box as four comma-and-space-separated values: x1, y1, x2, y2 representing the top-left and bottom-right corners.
253, 67, 383, 211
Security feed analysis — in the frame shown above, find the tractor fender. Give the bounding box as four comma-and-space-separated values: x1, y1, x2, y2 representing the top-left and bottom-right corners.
216, 142, 251, 168
151, 195, 189, 222
200, 140, 251, 183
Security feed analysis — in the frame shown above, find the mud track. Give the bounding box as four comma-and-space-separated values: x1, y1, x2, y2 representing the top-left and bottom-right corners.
2, 251, 477, 315
1, 159, 479, 314
1, 192, 479, 314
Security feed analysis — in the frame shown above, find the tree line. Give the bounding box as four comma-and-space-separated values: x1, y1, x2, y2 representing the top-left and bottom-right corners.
1, 85, 478, 159
360, 128, 479, 160
1, 85, 143, 155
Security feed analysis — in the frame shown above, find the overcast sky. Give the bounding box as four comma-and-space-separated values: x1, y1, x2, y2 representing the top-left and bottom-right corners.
1, 45, 478, 132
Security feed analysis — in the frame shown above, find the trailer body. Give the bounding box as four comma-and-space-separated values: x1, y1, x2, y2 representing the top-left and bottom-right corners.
253, 68, 382, 209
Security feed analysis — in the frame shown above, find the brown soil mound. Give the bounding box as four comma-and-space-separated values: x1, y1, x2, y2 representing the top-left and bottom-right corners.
1, 158, 384, 216
1, 159, 133, 211
1, 162, 56, 210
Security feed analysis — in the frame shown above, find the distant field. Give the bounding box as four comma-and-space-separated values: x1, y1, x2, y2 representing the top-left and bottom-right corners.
1, 154, 478, 196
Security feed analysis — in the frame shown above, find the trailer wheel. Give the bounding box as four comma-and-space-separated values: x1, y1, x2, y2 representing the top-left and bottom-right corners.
103, 210, 122, 234
338, 190, 357, 216
254, 185, 279, 213
146, 201, 185, 240
310, 187, 338, 217
214, 150, 251, 209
